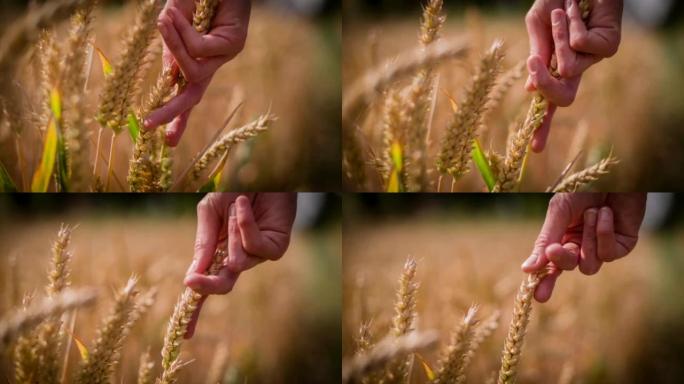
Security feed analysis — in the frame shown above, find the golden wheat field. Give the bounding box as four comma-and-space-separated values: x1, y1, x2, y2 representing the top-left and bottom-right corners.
0, 0, 341, 192
342, 194, 684, 383
342, 2, 684, 192
0, 193, 341, 383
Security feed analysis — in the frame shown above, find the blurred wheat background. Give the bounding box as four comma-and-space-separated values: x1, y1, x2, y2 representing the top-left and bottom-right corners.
342, 0, 684, 191
343, 194, 684, 383
0, 0, 341, 191
0, 193, 341, 383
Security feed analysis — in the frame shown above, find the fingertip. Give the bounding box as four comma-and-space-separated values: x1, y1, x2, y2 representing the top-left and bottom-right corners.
165, 128, 180, 147
530, 135, 545, 153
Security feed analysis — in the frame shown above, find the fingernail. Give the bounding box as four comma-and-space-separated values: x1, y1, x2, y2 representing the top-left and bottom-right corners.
522, 253, 538, 269
229, 203, 236, 217
552, 11, 562, 25
566, 0, 573, 10
186, 259, 198, 275
599, 206, 612, 221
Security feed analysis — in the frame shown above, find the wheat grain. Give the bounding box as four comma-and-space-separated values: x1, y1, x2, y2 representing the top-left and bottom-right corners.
552, 155, 619, 192
433, 306, 479, 384
436, 40, 504, 179
74, 277, 139, 384
159, 249, 226, 383
497, 273, 545, 384
0, 288, 97, 349
191, 114, 275, 181
343, 331, 439, 384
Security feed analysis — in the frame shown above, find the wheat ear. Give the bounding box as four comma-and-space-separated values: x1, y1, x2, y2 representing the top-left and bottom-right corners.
191, 114, 275, 181
432, 306, 479, 384
493, 106, 538, 192
137, 347, 155, 384
28, 224, 77, 384
1, 288, 97, 349
343, 331, 439, 384
158, 249, 226, 383
497, 273, 545, 384
62, 0, 96, 191
97, 0, 162, 133
399, 0, 445, 191
552, 155, 619, 192
377, 89, 404, 186
74, 277, 140, 384
436, 40, 504, 180
383, 258, 419, 383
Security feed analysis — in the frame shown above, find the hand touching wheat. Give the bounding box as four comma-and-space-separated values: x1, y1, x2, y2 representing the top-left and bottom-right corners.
521, 193, 645, 302
525, 0, 623, 152
144, 0, 251, 146
182, 193, 297, 338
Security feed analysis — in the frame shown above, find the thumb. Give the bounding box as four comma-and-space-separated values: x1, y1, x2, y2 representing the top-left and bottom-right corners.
522, 195, 574, 272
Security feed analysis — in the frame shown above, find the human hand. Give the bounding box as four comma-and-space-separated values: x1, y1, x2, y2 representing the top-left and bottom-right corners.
182, 192, 297, 338
144, 0, 251, 147
521, 193, 646, 303
524, 0, 623, 152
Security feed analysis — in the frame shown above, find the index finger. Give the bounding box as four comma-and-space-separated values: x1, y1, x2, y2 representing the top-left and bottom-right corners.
522, 194, 574, 273
525, 6, 554, 66
190, 196, 222, 275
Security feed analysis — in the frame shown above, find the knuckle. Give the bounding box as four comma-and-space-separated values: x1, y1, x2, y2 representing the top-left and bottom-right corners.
569, 33, 587, 50
525, 9, 538, 26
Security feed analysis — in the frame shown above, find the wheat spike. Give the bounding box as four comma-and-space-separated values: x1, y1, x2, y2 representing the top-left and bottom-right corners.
472, 309, 500, 351
493, 104, 539, 192
137, 347, 155, 384
552, 155, 619, 192
1, 288, 97, 349
191, 114, 275, 181
159, 249, 225, 383
343, 331, 439, 384
193, 0, 221, 34
36, 31, 62, 130
377, 89, 404, 186
484, 61, 525, 120
62, 0, 96, 191
97, 0, 162, 133
432, 306, 479, 384
74, 277, 139, 384
436, 40, 504, 180
497, 273, 545, 384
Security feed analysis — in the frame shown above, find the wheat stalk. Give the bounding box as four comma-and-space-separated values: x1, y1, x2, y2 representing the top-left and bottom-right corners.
436, 40, 504, 180
343, 331, 439, 384
191, 114, 275, 181
497, 273, 545, 384
432, 306, 479, 384
0, 288, 97, 349
552, 155, 619, 192
205, 343, 230, 384
158, 249, 226, 383
74, 277, 140, 384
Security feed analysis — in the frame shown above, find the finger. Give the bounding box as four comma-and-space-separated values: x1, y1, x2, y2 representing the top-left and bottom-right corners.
579, 208, 602, 275
170, 7, 245, 59
184, 266, 240, 295
144, 81, 206, 129
226, 202, 246, 271
528, 55, 577, 107
551, 9, 600, 78
530, 103, 556, 152
525, 6, 553, 66
522, 195, 573, 273
183, 295, 206, 339
567, 0, 621, 57
525, 75, 536, 92
596, 206, 617, 262
546, 242, 579, 270
190, 197, 221, 276
535, 266, 562, 303
165, 107, 192, 147
235, 195, 283, 260
159, 12, 212, 84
